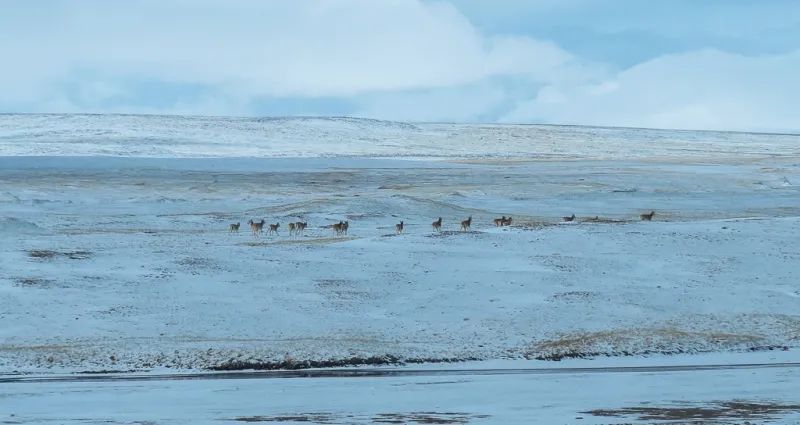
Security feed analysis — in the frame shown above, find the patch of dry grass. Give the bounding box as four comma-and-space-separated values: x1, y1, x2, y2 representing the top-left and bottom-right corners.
527, 327, 769, 360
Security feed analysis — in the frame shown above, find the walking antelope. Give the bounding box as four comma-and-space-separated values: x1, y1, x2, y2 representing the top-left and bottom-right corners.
502, 216, 512, 226
267, 222, 280, 235
229, 222, 240, 233
288, 222, 296, 235
295, 221, 307, 236
460, 216, 472, 231
432, 217, 442, 232
563, 214, 576, 222
493, 216, 507, 227
248, 219, 265, 236
395, 221, 404, 234
640, 211, 656, 221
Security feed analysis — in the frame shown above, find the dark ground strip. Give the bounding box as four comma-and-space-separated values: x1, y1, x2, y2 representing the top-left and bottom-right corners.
209, 355, 478, 371
584, 401, 800, 422
533, 345, 791, 361
3, 362, 799, 384
231, 412, 490, 424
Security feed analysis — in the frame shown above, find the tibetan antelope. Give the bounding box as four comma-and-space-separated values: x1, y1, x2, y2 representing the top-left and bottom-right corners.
341, 220, 349, 235
248, 219, 265, 236
563, 214, 576, 222
640, 211, 656, 221
395, 221, 404, 234
332, 221, 344, 236
267, 222, 280, 235
502, 216, 512, 226
494, 216, 507, 227
288, 222, 296, 235
229, 222, 240, 233
432, 217, 442, 232
460, 216, 472, 231
295, 221, 307, 236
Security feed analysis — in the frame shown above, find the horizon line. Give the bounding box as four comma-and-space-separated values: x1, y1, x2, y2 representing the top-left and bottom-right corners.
1, 112, 798, 138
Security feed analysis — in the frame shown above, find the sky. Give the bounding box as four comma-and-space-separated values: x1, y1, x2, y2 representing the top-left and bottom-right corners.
1, 0, 799, 132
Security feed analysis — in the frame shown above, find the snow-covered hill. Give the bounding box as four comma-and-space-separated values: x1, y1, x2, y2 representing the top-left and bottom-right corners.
1, 113, 798, 159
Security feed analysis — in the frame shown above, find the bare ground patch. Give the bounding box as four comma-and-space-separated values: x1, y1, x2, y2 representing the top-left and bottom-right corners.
584, 400, 800, 423
425, 230, 484, 238
511, 217, 633, 230
547, 291, 599, 302
233, 413, 336, 423
27, 249, 92, 260
209, 355, 478, 371
174, 256, 227, 274
506, 220, 549, 230
315, 279, 374, 304
12, 277, 59, 288
377, 184, 415, 190
526, 328, 784, 361
372, 412, 490, 424
346, 213, 385, 220
231, 411, 490, 424
578, 216, 631, 224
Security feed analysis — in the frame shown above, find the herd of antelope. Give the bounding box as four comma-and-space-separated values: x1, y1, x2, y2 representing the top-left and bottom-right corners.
230, 219, 310, 237
228, 211, 656, 237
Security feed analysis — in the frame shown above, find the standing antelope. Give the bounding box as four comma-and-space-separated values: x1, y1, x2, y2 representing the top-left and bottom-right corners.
563, 214, 576, 222
248, 219, 265, 236
460, 216, 472, 231
502, 216, 512, 226
288, 222, 296, 236
341, 221, 349, 235
229, 222, 240, 233
267, 222, 280, 235
295, 221, 307, 236
493, 216, 507, 227
395, 221, 404, 235
332, 221, 344, 236
640, 211, 656, 221
432, 217, 442, 232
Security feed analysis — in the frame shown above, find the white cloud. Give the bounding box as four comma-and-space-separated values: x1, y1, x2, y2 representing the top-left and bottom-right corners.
1, 1, 798, 132
502, 49, 800, 132
0, 0, 583, 108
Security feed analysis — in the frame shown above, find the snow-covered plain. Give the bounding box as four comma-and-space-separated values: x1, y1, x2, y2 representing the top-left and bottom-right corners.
1, 115, 799, 378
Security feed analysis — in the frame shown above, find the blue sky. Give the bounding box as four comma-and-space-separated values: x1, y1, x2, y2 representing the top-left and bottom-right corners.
1, 0, 799, 131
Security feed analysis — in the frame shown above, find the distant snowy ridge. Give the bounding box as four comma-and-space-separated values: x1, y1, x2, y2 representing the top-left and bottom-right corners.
1, 114, 798, 159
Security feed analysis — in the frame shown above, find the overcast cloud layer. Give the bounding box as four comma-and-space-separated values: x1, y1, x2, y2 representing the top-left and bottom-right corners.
1, 0, 799, 132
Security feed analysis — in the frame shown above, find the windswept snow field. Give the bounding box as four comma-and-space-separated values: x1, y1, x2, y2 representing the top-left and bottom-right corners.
1, 114, 800, 423
1, 114, 799, 373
